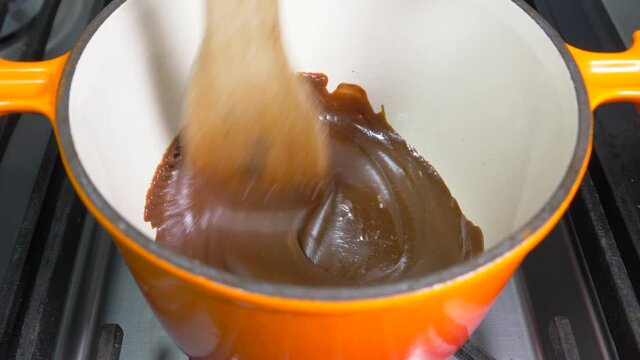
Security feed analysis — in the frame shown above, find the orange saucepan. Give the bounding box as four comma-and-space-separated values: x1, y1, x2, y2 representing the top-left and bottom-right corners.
1, 0, 640, 359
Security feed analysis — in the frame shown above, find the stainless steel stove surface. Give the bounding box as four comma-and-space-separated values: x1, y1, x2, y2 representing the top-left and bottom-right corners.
2, 0, 640, 359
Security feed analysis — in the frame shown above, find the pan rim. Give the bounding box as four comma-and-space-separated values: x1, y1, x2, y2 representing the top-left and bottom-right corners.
55, 0, 592, 302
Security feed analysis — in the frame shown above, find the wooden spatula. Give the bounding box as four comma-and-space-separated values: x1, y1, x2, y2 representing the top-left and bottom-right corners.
182, 0, 328, 193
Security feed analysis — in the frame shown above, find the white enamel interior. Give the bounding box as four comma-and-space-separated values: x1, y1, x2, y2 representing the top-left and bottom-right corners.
69, 0, 578, 249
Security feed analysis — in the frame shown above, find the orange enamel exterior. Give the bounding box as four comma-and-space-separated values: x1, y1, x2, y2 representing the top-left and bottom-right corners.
0, 54, 68, 122
1, 26, 638, 360
91, 158, 587, 359
568, 31, 640, 111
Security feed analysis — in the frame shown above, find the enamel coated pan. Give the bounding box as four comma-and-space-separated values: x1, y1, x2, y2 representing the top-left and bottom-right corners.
1, 0, 638, 358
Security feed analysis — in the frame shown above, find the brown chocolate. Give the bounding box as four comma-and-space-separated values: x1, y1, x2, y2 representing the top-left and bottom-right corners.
144, 73, 483, 286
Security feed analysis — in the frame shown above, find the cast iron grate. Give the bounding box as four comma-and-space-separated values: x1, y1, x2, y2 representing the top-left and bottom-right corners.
530, 0, 640, 357
0, 0, 94, 359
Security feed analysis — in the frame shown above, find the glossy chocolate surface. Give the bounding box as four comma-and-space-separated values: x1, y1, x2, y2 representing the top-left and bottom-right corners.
145, 74, 483, 286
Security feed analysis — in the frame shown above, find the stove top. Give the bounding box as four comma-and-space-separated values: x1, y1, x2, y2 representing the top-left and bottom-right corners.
1, 0, 640, 359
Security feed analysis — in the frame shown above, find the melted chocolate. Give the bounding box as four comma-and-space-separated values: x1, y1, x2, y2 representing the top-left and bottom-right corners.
145, 73, 483, 286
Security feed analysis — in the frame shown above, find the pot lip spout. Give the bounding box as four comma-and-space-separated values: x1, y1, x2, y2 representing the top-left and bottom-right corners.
54, 0, 592, 303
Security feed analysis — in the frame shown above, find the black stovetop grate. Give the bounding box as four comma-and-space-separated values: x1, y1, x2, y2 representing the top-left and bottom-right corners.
0, 0, 84, 358
0, 0, 639, 359
528, 0, 640, 358
0, 0, 106, 358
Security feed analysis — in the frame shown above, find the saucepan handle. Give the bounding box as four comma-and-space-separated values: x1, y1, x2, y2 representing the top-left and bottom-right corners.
568, 30, 640, 111
0, 53, 69, 124
0, 36, 635, 121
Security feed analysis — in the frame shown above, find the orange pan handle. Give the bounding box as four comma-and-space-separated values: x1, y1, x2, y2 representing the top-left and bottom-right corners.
0, 38, 635, 120
0, 53, 69, 125
568, 31, 640, 111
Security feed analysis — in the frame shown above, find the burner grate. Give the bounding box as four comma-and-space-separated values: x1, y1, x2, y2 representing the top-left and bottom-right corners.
0, 0, 70, 356
0, 0, 99, 359
529, 0, 640, 356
